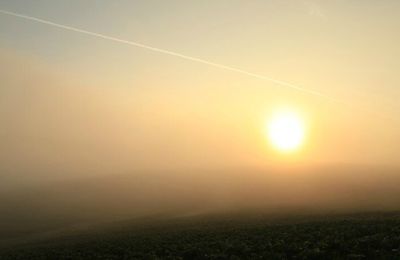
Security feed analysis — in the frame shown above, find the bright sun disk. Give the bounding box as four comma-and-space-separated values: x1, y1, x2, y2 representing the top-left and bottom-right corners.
266, 110, 305, 152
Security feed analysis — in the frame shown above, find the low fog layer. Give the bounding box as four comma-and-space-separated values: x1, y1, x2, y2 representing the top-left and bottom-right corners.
1, 165, 400, 243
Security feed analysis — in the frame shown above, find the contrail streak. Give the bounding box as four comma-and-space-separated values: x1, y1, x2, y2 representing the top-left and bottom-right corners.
0, 9, 337, 101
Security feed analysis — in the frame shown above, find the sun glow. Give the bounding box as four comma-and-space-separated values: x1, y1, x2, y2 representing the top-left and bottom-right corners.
266, 110, 306, 153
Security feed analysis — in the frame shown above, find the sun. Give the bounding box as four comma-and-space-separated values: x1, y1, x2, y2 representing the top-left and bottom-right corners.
266, 110, 306, 153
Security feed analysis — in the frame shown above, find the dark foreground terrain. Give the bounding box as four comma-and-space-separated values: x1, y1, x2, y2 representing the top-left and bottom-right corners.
1, 211, 400, 259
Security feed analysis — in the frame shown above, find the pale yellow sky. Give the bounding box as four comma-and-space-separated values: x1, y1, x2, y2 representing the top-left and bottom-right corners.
1, 1, 400, 184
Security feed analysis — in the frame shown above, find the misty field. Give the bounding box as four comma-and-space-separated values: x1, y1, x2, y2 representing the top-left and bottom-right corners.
2, 1, 400, 259
1, 212, 400, 259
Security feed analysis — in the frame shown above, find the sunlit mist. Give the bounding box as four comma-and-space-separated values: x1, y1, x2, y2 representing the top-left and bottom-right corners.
1, 1, 400, 257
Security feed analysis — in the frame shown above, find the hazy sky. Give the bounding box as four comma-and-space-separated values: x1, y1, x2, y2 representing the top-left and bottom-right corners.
1, 1, 400, 184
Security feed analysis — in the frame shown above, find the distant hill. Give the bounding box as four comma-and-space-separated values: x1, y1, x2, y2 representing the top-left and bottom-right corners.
1, 165, 400, 249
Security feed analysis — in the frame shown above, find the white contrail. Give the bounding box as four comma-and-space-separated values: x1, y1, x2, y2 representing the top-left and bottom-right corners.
0, 9, 338, 102
3, 9, 400, 126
